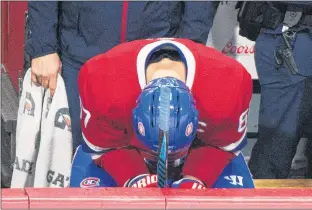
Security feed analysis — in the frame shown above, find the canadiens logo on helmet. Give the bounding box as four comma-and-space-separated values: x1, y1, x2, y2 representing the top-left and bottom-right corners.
80, 177, 100, 188
138, 122, 145, 136
185, 122, 193, 137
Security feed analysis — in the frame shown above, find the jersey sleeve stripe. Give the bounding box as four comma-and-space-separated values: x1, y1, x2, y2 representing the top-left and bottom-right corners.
82, 132, 110, 153
81, 132, 130, 159
220, 128, 248, 152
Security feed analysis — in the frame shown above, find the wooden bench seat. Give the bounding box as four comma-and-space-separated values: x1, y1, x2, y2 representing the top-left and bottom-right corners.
254, 179, 312, 188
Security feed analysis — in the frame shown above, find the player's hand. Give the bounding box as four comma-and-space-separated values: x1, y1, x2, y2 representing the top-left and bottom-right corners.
124, 174, 158, 188
171, 175, 207, 189
31, 53, 62, 96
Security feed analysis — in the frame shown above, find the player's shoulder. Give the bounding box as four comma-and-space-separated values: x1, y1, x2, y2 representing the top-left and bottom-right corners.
192, 44, 252, 117
171, 39, 251, 85
195, 43, 251, 89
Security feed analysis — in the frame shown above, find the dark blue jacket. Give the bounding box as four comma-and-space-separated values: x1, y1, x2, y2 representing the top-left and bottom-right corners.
261, 1, 312, 34
274, 1, 312, 7
26, 1, 219, 69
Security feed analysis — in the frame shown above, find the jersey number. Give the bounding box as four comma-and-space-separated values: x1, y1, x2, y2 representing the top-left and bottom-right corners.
238, 108, 249, 133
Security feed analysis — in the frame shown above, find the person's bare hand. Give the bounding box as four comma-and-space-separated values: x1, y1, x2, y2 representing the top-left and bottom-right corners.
31, 53, 62, 96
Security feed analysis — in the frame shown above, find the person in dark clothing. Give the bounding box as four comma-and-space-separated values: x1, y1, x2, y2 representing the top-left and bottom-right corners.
240, 1, 312, 179
25, 1, 219, 150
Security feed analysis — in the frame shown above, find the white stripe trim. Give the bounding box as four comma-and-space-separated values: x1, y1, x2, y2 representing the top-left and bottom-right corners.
198, 121, 207, 127
90, 153, 103, 160
136, 40, 196, 89
234, 151, 241, 156
220, 128, 247, 152
11, 197, 312, 202
81, 132, 129, 159
197, 128, 205, 133
82, 132, 108, 153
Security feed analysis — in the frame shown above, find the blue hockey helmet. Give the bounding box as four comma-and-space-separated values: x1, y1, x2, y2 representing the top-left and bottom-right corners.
132, 77, 198, 160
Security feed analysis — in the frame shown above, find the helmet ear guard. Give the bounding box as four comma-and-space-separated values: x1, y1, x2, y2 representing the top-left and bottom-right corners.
132, 77, 199, 159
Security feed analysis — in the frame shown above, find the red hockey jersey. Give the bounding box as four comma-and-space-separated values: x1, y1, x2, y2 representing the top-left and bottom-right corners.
79, 38, 252, 154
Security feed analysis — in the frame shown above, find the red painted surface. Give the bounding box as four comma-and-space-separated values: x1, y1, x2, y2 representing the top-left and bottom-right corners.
2, 188, 312, 209
163, 188, 312, 209
25, 187, 165, 209
1, 188, 29, 209
1, 1, 27, 90
1, 2, 9, 67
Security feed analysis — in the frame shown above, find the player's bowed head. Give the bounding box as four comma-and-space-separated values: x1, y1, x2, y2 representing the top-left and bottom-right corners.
132, 48, 199, 163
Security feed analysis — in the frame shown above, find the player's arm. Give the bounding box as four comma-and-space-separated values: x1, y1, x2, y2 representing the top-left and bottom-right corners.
182, 144, 236, 188
194, 59, 253, 152
184, 59, 253, 187
218, 68, 252, 153
75, 54, 148, 187
70, 144, 152, 188
26, 2, 59, 59
218, 69, 251, 153
78, 51, 143, 149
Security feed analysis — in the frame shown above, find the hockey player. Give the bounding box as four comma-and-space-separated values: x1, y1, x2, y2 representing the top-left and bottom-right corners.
70, 38, 255, 189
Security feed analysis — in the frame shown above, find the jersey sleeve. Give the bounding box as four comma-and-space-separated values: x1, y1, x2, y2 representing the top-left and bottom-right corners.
192, 50, 253, 152
78, 53, 142, 152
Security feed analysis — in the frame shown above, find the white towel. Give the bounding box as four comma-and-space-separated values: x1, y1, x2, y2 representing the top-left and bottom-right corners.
11, 69, 73, 188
